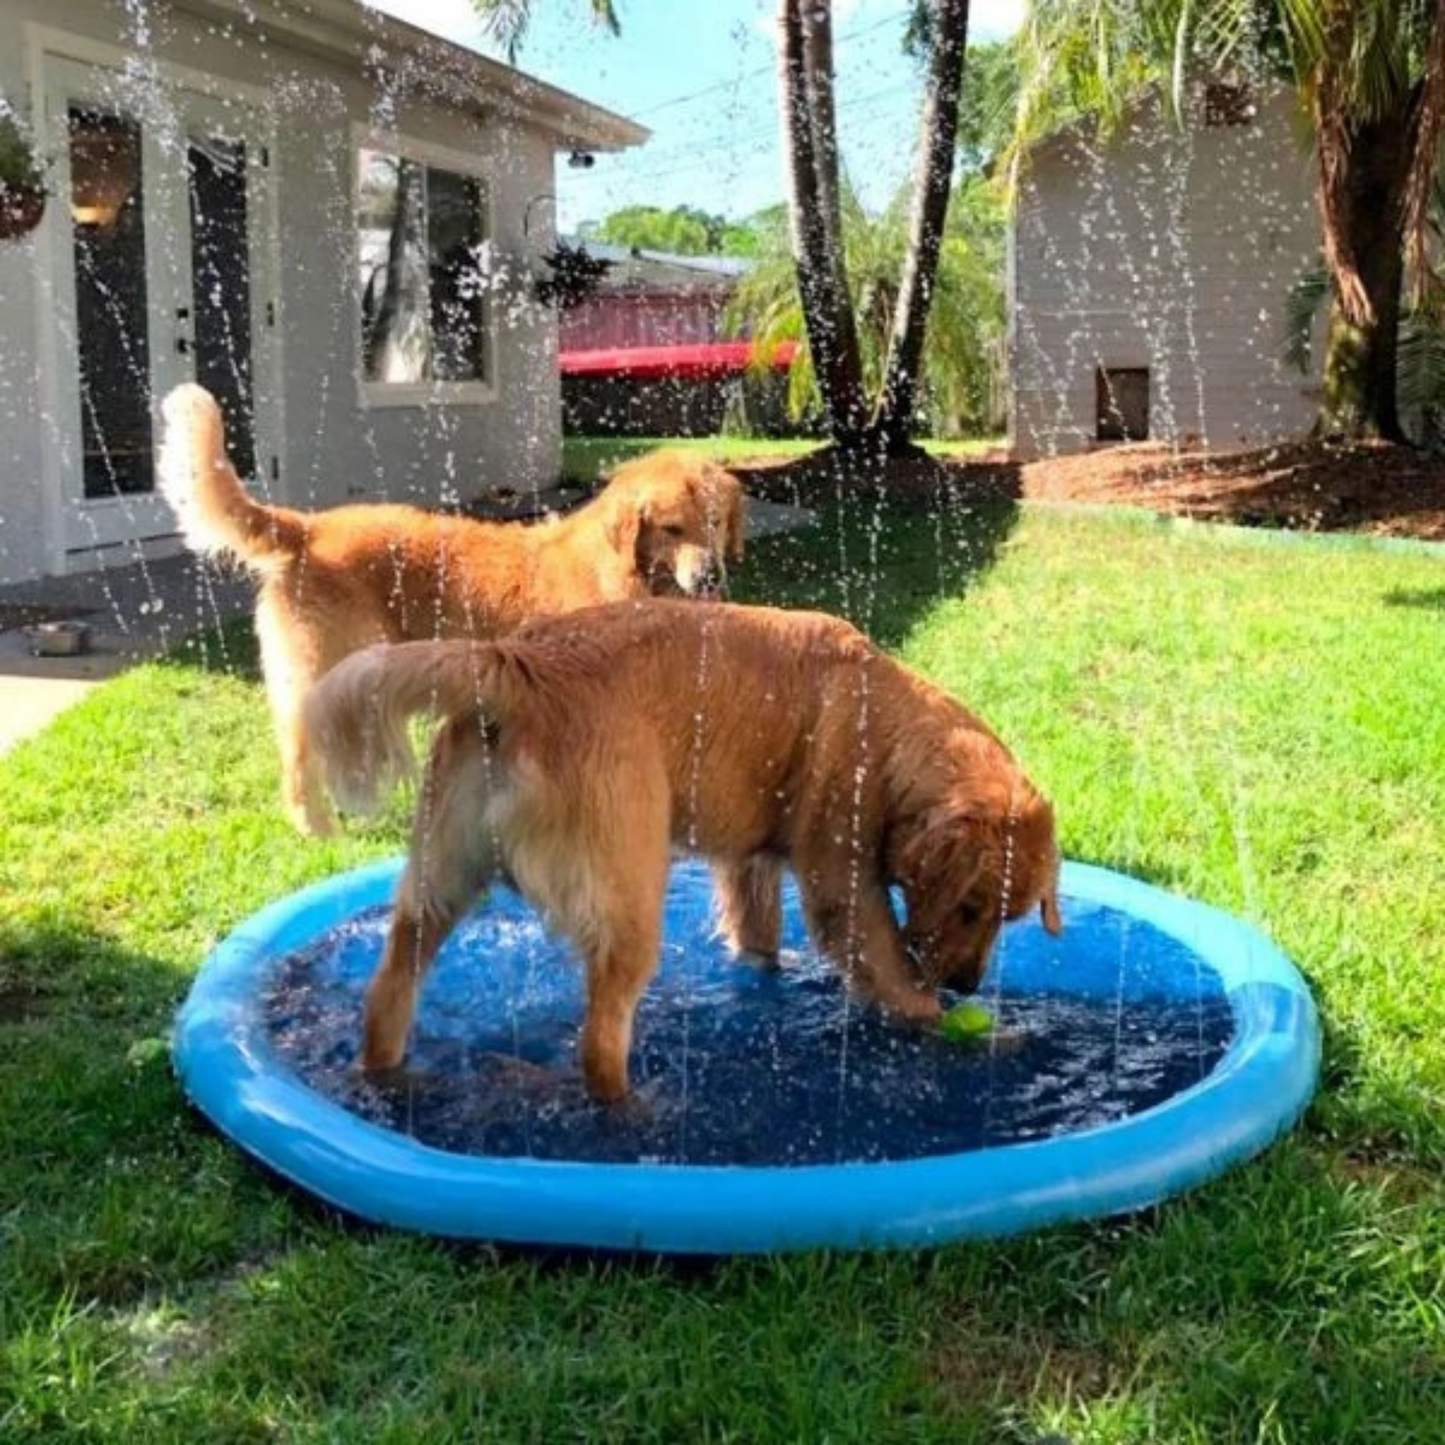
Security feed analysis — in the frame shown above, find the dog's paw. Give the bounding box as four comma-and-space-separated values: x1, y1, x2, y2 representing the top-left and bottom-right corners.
735, 946, 782, 973
882, 991, 945, 1029
286, 794, 337, 837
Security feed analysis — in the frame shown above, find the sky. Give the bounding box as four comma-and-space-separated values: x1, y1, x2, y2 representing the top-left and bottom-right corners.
370, 1, 1025, 232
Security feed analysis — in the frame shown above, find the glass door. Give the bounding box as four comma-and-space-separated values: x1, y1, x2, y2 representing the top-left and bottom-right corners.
185, 125, 257, 482
44, 57, 273, 561
66, 103, 158, 508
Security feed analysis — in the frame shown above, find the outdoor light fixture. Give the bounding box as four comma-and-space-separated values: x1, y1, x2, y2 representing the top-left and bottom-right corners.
567, 149, 595, 170
69, 126, 132, 228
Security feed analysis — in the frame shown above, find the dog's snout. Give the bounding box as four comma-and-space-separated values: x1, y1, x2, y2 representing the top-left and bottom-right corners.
693, 554, 728, 600
695, 571, 725, 601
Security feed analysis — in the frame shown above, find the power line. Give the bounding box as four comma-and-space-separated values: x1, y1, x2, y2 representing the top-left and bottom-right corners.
628, 4, 916, 120
615, 77, 919, 173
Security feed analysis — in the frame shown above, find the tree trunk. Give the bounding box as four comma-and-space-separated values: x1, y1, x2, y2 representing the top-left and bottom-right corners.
1313, 54, 1422, 441
869, 0, 971, 457
777, 0, 867, 450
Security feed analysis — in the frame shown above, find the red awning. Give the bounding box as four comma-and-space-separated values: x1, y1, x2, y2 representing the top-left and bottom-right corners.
558, 340, 798, 380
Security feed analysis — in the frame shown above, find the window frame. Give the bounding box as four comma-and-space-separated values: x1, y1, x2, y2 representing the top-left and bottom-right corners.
351, 126, 497, 409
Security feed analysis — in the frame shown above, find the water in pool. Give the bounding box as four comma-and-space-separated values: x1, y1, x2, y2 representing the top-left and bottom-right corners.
262, 862, 1233, 1166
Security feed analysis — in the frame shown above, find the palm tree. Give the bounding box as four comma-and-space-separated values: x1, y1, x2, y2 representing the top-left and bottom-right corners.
869, 0, 973, 454
726, 176, 1006, 440
775, 0, 974, 459
1010, 0, 1445, 444
774, 0, 868, 449
1285, 166, 1445, 447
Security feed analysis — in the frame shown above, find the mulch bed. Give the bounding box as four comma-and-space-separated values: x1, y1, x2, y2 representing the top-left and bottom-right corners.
1018, 438, 1445, 541
733, 438, 1445, 542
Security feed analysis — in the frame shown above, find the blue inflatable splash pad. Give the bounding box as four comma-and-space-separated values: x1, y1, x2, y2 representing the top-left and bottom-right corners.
173, 858, 1319, 1252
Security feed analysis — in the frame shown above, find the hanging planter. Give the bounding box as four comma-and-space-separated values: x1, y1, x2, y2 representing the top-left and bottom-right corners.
0, 111, 47, 242
533, 241, 613, 310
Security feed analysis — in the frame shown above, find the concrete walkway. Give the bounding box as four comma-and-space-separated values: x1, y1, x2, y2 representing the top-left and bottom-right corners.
0, 495, 814, 758
0, 553, 252, 756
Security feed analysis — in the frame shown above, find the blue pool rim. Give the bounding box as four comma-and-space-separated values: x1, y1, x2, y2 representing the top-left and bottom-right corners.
172, 859, 1320, 1253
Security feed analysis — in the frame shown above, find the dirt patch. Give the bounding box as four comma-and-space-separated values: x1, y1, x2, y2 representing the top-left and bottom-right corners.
734, 438, 1445, 541
931, 1326, 1117, 1414
732, 448, 1019, 511
0, 985, 51, 1025
1019, 438, 1445, 541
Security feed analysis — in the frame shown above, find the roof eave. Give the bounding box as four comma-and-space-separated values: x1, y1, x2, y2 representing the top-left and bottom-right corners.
173, 0, 650, 152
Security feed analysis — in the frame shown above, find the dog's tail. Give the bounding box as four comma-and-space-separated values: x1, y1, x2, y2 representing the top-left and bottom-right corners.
302, 640, 530, 816
158, 383, 308, 568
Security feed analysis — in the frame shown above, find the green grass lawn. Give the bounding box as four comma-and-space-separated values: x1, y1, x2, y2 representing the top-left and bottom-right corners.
2, 499, 1442, 1442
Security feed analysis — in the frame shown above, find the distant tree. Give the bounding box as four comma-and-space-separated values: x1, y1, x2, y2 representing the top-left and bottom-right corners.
585, 205, 711, 254
578, 205, 772, 257
948, 39, 1020, 175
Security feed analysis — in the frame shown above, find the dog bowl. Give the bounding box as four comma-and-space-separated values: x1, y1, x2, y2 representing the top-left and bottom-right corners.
25, 620, 92, 657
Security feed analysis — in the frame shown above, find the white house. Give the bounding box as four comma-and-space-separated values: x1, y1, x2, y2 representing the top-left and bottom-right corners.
0, 0, 646, 584
1009, 82, 1324, 460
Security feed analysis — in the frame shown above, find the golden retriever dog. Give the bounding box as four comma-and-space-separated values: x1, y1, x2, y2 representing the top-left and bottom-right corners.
302, 600, 1064, 1101
158, 384, 746, 834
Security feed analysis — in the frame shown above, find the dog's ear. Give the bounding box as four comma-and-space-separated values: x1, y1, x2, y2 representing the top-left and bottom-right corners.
604, 492, 645, 560
1041, 888, 1063, 935
893, 805, 989, 894
701, 465, 746, 564
1014, 787, 1063, 934
723, 475, 747, 565
689, 464, 746, 565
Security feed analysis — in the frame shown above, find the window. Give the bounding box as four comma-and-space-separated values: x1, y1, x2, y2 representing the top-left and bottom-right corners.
1096, 367, 1149, 442
356, 145, 491, 393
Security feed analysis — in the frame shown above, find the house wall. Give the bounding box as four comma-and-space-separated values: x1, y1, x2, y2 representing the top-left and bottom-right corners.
0, 0, 564, 584
0, 6, 50, 584
1009, 88, 1323, 460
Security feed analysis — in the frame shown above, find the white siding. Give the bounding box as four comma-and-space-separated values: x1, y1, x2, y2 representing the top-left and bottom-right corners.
1009, 88, 1324, 460
0, 0, 574, 583
0, 5, 49, 584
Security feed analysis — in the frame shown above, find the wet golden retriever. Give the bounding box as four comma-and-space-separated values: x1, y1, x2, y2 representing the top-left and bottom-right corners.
302, 600, 1063, 1101
158, 385, 745, 834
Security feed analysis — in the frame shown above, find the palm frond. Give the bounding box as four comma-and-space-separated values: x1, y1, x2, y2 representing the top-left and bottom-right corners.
1281, 260, 1331, 374
591, 0, 622, 39
1398, 307, 1445, 447
471, 0, 621, 61
472, 0, 532, 62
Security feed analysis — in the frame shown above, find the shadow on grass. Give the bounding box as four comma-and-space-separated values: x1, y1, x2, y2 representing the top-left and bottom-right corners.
0, 919, 293, 1308
154, 491, 1023, 681
1382, 586, 1445, 611
735, 494, 1022, 652
156, 613, 261, 680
